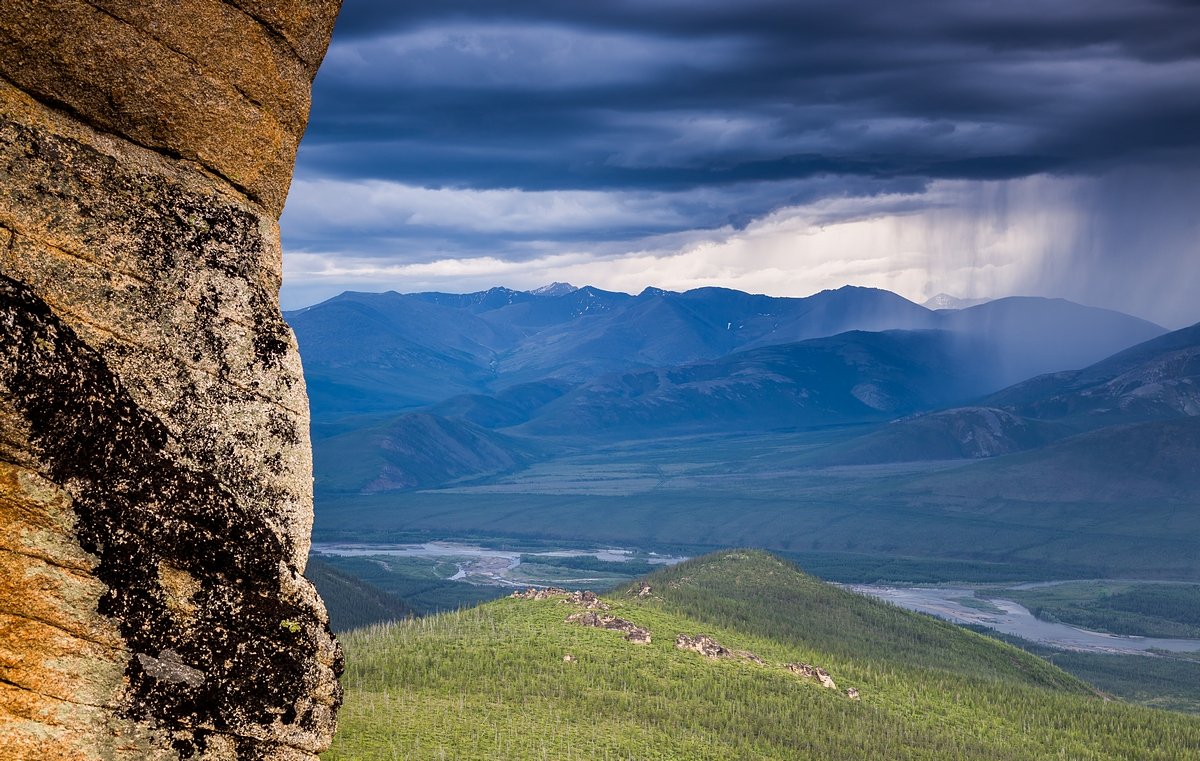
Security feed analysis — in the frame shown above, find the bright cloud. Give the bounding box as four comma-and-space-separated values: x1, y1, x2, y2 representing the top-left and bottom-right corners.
281, 176, 1060, 307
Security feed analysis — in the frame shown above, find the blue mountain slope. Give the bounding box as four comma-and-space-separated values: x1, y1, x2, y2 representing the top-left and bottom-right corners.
814, 321, 1198, 465
287, 285, 1164, 422
939, 297, 1165, 386
515, 330, 994, 437
985, 321, 1200, 423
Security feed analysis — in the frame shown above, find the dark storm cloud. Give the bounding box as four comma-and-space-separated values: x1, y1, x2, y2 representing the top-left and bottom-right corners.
282, 0, 1200, 326
297, 0, 1200, 190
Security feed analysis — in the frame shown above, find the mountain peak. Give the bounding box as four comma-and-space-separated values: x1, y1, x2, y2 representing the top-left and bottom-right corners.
638, 286, 675, 298
528, 282, 578, 297
923, 293, 991, 310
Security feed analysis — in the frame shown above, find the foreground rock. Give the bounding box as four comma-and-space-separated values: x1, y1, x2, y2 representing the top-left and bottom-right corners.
566, 611, 652, 644
0, 3, 343, 759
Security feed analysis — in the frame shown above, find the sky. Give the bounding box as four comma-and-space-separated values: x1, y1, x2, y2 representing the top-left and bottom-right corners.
279, 0, 1200, 327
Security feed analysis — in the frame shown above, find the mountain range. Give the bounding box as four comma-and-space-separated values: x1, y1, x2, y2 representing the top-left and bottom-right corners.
287, 284, 1164, 421
291, 283, 1200, 579
287, 283, 1184, 492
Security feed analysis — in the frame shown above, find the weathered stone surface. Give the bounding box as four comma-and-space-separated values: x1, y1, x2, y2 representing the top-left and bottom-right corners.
0, 3, 343, 759
561, 589, 610, 610
0, 0, 338, 214
511, 587, 612, 610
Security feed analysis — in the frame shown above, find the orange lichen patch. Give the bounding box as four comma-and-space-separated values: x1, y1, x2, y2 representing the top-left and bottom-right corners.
0, 698, 94, 761
89, 0, 314, 134
0, 461, 126, 732
0, 549, 124, 651
0, 462, 94, 573
224, 0, 342, 74
158, 562, 200, 621
0, 591, 126, 705
0, 683, 174, 761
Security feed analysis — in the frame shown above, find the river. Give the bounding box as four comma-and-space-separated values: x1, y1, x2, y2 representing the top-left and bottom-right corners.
850, 584, 1200, 655
310, 541, 687, 587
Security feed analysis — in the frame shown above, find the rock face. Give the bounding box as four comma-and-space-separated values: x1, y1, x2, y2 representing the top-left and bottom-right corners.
0, 3, 343, 760
512, 587, 612, 611
561, 589, 610, 610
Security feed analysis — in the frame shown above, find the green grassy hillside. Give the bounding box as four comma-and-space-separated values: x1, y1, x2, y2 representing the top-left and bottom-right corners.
325, 551, 1200, 760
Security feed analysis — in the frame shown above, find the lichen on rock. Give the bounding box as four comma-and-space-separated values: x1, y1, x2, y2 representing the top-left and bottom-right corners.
0, 3, 344, 759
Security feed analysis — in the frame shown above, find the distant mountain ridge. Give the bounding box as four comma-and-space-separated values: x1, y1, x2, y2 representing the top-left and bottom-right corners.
528, 282, 579, 296
300, 287, 1200, 587
287, 285, 1164, 419
986, 321, 1200, 424
315, 412, 542, 494
291, 284, 1174, 495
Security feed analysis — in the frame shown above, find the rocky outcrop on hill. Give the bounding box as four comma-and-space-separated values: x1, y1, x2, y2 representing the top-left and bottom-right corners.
512, 587, 612, 610
674, 634, 765, 665
786, 662, 838, 690
562, 589, 611, 610
565, 611, 652, 644
673, 634, 853, 695
0, 3, 343, 760
512, 587, 570, 600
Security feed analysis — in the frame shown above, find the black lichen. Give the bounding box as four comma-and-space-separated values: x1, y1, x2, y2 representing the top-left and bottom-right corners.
0, 273, 342, 753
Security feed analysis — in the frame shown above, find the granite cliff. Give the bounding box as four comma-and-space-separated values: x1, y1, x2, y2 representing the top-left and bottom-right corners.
0, 2, 343, 759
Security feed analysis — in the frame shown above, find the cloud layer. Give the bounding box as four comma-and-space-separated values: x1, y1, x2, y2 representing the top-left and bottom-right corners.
281, 0, 1200, 326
